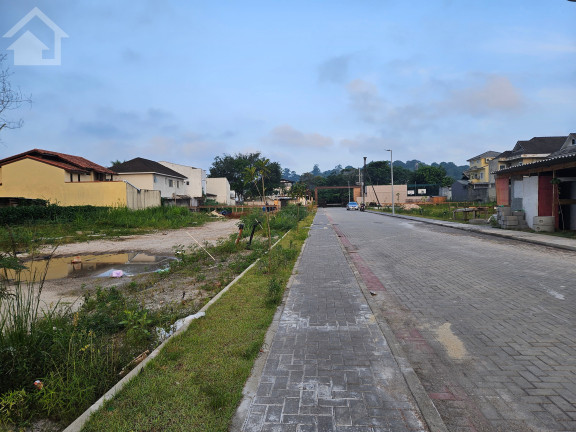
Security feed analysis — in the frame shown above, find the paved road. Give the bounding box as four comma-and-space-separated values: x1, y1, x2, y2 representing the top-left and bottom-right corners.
327, 208, 576, 432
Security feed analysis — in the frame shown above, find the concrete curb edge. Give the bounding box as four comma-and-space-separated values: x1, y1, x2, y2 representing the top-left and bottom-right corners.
230, 227, 311, 431
64, 230, 292, 432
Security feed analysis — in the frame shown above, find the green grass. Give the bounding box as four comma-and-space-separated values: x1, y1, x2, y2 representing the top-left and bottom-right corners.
372, 202, 496, 223
81, 213, 314, 432
0, 205, 211, 250
0, 205, 311, 430
534, 230, 576, 239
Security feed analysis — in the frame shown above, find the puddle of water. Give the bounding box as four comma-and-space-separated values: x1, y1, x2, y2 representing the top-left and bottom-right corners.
434, 322, 468, 360
547, 289, 565, 300
4, 253, 175, 282
399, 222, 417, 229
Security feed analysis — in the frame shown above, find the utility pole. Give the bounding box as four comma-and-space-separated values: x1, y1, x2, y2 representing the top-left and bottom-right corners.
363, 157, 367, 206
348, 180, 351, 202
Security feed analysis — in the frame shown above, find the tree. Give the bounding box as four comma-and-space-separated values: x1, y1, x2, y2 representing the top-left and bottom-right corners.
409, 165, 453, 187
281, 168, 300, 182
209, 152, 281, 201
290, 182, 307, 203
0, 54, 30, 135
289, 182, 307, 231
110, 160, 125, 168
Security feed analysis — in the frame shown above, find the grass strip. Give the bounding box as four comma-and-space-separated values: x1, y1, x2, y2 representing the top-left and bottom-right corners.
80, 213, 314, 432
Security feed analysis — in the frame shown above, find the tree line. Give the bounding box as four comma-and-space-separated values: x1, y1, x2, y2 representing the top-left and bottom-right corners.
208, 153, 464, 204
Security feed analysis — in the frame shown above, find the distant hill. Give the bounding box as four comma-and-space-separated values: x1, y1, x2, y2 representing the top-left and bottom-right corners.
291, 160, 468, 181
431, 162, 469, 180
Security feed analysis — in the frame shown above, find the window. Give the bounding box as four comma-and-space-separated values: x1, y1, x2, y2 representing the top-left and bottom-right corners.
499, 165, 505, 170
177, 181, 179, 188
480, 172, 484, 180
169, 179, 173, 187
153, 175, 157, 183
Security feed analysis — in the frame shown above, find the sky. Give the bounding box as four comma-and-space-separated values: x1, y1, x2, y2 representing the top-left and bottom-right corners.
0, 0, 575, 175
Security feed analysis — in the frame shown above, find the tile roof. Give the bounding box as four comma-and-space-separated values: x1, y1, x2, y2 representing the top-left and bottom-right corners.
467, 151, 500, 161
495, 152, 576, 175
493, 134, 576, 174
549, 134, 576, 158
112, 157, 187, 179
0, 149, 116, 174
512, 136, 566, 154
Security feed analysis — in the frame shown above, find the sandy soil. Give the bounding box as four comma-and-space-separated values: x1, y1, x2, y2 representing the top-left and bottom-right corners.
42, 218, 240, 257
35, 219, 240, 308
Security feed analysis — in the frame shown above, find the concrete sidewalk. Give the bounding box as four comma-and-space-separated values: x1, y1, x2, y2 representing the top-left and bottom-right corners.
367, 210, 576, 252
235, 211, 440, 432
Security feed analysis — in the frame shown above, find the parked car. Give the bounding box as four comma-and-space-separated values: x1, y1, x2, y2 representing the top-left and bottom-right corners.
346, 202, 359, 210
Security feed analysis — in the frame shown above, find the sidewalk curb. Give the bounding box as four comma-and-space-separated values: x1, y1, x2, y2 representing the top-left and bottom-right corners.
331, 219, 448, 432
64, 231, 292, 432
366, 211, 576, 252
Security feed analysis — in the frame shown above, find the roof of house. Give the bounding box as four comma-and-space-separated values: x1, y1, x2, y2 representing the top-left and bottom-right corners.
512, 136, 566, 154
0, 148, 116, 174
493, 134, 576, 175
548, 133, 576, 158
495, 150, 513, 159
495, 152, 576, 175
467, 151, 500, 162
112, 157, 187, 179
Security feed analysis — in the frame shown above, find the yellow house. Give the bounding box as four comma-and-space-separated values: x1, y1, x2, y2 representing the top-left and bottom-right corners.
466, 151, 500, 184
0, 149, 160, 208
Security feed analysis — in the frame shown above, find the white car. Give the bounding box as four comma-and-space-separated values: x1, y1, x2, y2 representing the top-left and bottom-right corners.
346, 202, 359, 210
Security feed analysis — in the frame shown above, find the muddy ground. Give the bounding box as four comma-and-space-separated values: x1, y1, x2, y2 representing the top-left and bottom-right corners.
35, 219, 240, 308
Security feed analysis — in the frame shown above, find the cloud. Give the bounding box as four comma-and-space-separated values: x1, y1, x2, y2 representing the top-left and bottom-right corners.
442, 75, 524, 116
68, 106, 179, 139
340, 135, 398, 152
346, 79, 388, 124
318, 54, 354, 84
121, 48, 142, 64
346, 74, 524, 131
485, 32, 576, 56
262, 125, 334, 149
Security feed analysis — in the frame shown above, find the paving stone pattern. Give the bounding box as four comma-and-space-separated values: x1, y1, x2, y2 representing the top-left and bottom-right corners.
241, 212, 427, 432
328, 209, 576, 432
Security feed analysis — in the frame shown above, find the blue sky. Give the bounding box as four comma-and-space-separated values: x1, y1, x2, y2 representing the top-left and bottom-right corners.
1, 1, 575, 174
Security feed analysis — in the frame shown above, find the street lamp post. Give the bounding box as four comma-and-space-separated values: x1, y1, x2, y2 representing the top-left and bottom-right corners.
362, 156, 367, 207
386, 149, 395, 215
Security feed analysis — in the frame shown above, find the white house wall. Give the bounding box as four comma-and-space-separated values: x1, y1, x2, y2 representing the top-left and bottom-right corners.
159, 161, 206, 205
115, 173, 186, 199
522, 176, 539, 229
206, 178, 232, 205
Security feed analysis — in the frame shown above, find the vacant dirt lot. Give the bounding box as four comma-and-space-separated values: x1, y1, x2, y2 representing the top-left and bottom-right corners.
37, 219, 240, 308
43, 218, 239, 257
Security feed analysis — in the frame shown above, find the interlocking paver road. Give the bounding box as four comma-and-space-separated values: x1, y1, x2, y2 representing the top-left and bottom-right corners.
327, 208, 576, 432
240, 211, 428, 432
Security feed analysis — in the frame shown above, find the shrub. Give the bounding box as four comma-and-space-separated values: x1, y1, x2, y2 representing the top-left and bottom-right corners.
0, 389, 31, 425
266, 278, 283, 306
